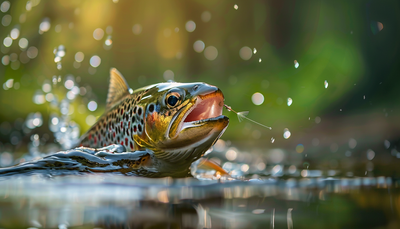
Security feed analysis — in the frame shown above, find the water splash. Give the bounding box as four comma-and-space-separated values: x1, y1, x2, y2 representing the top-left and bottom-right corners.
324, 80, 329, 88
287, 97, 293, 106
283, 128, 291, 139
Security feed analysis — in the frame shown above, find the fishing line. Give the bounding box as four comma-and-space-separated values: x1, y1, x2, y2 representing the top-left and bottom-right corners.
224, 104, 272, 130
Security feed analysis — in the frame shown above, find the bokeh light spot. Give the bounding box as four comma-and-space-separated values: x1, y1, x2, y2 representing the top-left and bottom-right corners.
185, 20, 196, 32
1, 1, 10, 13
93, 28, 104, 40
75, 52, 84, 62
2, 14, 11, 26
204, 46, 218, 61
296, 144, 304, 153
3, 36, 12, 47
193, 40, 205, 53
239, 46, 252, 60
10, 27, 20, 40
132, 24, 142, 35
163, 70, 174, 81
18, 38, 28, 49
251, 92, 264, 105
89, 55, 101, 68
201, 11, 211, 22
88, 101, 97, 111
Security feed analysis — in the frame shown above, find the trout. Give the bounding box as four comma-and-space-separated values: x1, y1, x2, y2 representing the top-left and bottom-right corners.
0, 68, 229, 178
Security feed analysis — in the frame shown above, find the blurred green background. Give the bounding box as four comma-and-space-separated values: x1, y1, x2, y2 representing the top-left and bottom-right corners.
0, 0, 399, 171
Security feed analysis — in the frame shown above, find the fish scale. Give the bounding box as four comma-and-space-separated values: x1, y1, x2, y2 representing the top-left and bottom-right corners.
81, 93, 147, 151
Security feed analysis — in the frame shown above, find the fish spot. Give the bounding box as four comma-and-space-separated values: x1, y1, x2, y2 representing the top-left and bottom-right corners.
120, 108, 124, 115
138, 107, 142, 116
133, 125, 137, 133
133, 106, 137, 114
130, 141, 134, 150
125, 138, 128, 146
121, 141, 124, 145
132, 116, 136, 123
148, 103, 155, 113
141, 119, 144, 125
138, 124, 142, 133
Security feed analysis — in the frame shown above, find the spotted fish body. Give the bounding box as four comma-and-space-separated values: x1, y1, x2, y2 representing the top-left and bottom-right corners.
80, 68, 229, 170
80, 86, 148, 151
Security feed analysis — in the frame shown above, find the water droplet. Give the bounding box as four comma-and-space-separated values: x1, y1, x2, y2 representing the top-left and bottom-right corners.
283, 128, 291, 139
185, 20, 196, 32
93, 28, 104, 40
88, 101, 97, 111
251, 92, 264, 105
324, 80, 329, 88
1, 1, 10, 13
132, 24, 142, 35
258, 58, 262, 62
39, 18, 51, 34
89, 55, 101, 68
239, 46, 252, 60
234, 4, 238, 10
253, 48, 257, 54
363, 95, 366, 100
287, 97, 293, 106
201, 11, 211, 22
163, 70, 174, 81
294, 60, 299, 68
204, 46, 218, 61
193, 40, 205, 53
271, 137, 275, 143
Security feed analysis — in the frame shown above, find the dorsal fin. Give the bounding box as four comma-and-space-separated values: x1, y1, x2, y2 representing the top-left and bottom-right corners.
106, 68, 131, 110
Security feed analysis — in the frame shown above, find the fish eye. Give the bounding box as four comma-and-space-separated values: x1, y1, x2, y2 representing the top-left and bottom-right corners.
165, 89, 184, 108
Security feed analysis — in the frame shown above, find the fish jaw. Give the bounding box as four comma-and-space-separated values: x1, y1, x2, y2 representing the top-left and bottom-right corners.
155, 87, 229, 164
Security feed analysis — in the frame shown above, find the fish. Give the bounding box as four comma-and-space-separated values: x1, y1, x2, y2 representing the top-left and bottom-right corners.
79, 68, 229, 176
0, 68, 229, 178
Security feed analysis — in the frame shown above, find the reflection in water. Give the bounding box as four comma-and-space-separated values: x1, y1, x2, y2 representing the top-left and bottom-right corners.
0, 175, 397, 228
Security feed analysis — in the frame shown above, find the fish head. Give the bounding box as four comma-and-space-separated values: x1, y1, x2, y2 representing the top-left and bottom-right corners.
134, 82, 229, 163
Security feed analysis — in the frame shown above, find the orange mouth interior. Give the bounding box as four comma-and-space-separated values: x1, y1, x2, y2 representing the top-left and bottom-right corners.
184, 90, 224, 122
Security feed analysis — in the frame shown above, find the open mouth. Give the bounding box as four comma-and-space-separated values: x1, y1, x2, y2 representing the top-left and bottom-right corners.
183, 90, 224, 124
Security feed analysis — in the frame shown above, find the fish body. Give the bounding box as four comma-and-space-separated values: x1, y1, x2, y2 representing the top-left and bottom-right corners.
79, 68, 229, 175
